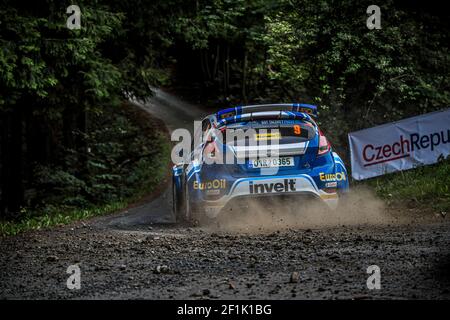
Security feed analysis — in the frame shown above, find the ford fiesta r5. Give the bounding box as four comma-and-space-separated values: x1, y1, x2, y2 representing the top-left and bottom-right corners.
172, 103, 349, 223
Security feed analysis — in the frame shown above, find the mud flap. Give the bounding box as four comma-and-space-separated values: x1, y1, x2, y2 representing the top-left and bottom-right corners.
332, 153, 350, 192
172, 165, 187, 223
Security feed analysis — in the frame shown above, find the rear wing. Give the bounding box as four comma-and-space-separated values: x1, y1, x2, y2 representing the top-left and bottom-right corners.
216, 103, 318, 120
216, 110, 314, 128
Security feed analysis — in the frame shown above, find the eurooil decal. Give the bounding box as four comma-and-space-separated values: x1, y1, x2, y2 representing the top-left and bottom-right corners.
193, 179, 227, 190
319, 172, 347, 182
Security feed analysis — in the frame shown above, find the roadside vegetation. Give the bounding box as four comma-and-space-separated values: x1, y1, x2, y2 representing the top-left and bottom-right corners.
367, 157, 450, 213
0, 103, 170, 236
1, 1, 448, 235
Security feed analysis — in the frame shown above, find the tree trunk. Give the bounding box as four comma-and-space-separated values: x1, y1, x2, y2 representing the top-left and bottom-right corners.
76, 107, 88, 178
63, 106, 76, 153
204, 50, 211, 81
223, 45, 230, 95
1, 108, 24, 216
0, 113, 8, 217
213, 44, 220, 81
242, 49, 248, 104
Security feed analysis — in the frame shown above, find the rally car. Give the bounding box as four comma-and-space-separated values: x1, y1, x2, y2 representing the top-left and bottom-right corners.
172, 103, 349, 223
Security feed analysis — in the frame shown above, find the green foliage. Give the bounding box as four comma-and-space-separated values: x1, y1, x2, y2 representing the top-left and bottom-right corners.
34, 165, 89, 207
367, 157, 450, 212
0, 103, 170, 237
0, 2, 124, 111
32, 103, 170, 211
171, 0, 449, 157
105, 1, 178, 96
0, 200, 128, 237
0, 1, 174, 222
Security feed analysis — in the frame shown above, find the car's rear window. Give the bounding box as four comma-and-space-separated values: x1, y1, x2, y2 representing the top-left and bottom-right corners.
219, 120, 316, 145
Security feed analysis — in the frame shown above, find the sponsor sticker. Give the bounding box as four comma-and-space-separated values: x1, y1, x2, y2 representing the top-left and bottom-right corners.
255, 132, 281, 141
319, 172, 346, 182
206, 189, 221, 195
348, 109, 450, 180
325, 181, 338, 188
193, 179, 227, 190
220, 112, 234, 119
249, 179, 296, 194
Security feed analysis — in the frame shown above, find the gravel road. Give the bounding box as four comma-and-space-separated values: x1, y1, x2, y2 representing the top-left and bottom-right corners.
1, 90, 449, 299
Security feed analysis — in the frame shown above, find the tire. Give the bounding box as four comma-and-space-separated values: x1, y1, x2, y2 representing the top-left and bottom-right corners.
172, 178, 187, 223
175, 176, 215, 227
184, 183, 195, 224
184, 186, 204, 226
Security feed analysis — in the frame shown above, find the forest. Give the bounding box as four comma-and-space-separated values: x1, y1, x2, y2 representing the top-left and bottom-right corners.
0, 0, 448, 227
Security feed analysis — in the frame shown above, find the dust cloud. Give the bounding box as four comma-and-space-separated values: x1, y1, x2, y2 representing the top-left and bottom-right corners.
205, 186, 396, 233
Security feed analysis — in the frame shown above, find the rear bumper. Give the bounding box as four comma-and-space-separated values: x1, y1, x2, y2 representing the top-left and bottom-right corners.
192, 175, 338, 218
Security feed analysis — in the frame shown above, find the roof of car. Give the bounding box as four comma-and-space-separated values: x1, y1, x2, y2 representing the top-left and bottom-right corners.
215, 110, 314, 128
216, 103, 318, 120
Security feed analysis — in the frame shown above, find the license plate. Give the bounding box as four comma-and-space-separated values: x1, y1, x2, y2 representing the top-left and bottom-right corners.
250, 157, 295, 168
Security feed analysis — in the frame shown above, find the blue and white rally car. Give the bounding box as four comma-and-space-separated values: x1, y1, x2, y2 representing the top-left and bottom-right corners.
172, 103, 349, 223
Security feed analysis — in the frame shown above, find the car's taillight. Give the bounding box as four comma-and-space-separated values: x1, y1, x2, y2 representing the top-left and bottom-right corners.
204, 141, 219, 159
317, 129, 331, 156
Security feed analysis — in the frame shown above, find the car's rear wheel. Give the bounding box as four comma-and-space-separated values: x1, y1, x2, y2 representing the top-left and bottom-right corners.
173, 177, 187, 223
184, 182, 191, 222
185, 186, 208, 226
175, 177, 217, 226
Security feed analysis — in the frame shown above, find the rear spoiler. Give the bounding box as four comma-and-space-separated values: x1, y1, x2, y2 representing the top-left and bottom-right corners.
216, 103, 318, 120
216, 110, 314, 128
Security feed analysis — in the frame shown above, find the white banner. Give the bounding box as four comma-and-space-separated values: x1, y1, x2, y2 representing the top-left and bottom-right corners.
348, 109, 450, 180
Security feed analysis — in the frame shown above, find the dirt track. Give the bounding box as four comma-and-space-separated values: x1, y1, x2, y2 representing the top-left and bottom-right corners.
1, 90, 449, 299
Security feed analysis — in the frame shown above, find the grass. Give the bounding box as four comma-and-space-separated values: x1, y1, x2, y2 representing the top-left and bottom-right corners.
365, 157, 450, 213
0, 113, 171, 238
0, 201, 128, 237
